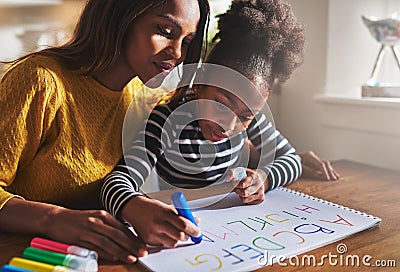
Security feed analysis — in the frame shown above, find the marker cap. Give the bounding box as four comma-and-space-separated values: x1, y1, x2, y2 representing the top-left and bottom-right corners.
67, 246, 98, 260
233, 167, 247, 180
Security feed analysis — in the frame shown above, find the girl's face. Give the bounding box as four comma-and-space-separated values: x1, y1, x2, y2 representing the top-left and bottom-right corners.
123, 0, 200, 85
197, 84, 268, 142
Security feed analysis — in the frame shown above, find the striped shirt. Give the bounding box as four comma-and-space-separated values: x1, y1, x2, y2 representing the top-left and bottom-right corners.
101, 98, 302, 217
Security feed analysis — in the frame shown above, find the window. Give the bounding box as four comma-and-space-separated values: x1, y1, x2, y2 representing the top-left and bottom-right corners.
325, 0, 400, 98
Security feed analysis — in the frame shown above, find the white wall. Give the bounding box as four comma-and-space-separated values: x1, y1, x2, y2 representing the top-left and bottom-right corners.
270, 0, 329, 155
0, 1, 84, 74
273, 0, 400, 171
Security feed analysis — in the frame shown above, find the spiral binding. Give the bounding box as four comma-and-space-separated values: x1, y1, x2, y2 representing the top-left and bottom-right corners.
277, 187, 381, 221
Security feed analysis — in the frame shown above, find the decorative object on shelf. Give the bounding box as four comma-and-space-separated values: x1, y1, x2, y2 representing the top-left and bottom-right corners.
361, 14, 400, 98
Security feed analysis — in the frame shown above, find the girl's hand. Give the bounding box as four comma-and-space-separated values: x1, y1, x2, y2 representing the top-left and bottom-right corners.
44, 208, 148, 263
226, 168, 269, 205
121, 196, 201, 248
299, 151, 340, 181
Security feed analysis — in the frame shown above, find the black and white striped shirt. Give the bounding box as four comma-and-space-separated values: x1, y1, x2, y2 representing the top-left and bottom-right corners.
101, 98, 302, 217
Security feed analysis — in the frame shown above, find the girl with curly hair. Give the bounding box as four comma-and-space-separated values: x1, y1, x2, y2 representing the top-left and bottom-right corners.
102, 0, 306, 249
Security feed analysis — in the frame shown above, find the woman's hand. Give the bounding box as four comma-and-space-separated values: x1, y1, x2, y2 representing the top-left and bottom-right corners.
44, 208, 148, 263
0, 198, 147, 263
226, 168, 268, 205
121, 196, 201, 248
299, 151, 340, 181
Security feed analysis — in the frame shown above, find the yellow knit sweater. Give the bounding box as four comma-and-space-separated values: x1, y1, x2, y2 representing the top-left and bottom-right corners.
0, 55, 164, 209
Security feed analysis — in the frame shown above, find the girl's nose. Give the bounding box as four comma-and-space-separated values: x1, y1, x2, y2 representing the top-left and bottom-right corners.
166, 39, 182, 60
218, 112, 238, 133
226, 115, 237, 132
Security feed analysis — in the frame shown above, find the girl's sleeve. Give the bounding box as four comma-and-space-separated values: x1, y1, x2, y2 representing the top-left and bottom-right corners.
101, 104, 172, 218
0, 60, 58, 209
246, 113, 302, 191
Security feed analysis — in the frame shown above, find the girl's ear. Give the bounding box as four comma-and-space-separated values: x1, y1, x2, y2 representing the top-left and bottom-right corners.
264, 90, 270, 102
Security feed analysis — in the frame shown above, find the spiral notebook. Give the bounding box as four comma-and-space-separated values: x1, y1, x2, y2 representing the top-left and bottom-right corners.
139, 187, 381, 272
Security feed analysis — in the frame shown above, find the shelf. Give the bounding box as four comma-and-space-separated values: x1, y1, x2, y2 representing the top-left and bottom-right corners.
314, 94, 400, 109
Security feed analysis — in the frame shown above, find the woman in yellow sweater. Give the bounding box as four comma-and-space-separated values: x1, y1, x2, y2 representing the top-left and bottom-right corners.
0, 0, 210, 263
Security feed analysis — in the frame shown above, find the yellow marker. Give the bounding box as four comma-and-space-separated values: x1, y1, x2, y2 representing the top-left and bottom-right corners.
9, 258, 79, 272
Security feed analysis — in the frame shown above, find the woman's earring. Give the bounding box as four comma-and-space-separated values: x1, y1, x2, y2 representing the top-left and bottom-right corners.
177, 65, 182, 79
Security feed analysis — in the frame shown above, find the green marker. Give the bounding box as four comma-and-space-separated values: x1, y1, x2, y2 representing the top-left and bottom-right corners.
23, 247, 97, 272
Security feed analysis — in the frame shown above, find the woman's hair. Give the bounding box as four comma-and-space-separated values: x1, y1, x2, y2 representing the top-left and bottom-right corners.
207, 0, 305, 92
9, 0, 210, 76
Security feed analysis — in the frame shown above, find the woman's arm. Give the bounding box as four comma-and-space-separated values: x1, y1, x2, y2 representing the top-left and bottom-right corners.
0, 197, 147, 263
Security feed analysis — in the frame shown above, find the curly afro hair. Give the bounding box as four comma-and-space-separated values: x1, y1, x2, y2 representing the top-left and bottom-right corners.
207, 0, 305, 91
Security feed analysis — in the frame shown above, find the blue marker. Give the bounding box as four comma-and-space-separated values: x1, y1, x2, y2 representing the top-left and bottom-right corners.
171, 191, 202, 244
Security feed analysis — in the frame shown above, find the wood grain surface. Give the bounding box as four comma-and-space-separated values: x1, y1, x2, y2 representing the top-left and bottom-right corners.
1, 160, 398, 271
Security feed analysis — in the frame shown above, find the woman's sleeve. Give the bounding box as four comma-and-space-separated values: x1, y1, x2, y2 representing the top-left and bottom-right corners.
101, 104, 172, 218
0, 59, 58, 209
246, 113, 302, 191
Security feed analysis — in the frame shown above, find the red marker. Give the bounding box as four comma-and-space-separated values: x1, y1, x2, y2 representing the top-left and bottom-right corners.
30, 238, 98, 260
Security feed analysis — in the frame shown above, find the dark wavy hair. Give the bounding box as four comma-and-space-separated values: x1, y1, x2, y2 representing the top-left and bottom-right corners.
207, 0, 305, 93
7, 0, 210, 76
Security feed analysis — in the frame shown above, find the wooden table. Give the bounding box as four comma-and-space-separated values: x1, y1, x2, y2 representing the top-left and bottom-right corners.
1, 160, 399, 271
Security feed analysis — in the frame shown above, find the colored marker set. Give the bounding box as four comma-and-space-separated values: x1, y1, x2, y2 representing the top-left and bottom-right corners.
1, 238, 98, 272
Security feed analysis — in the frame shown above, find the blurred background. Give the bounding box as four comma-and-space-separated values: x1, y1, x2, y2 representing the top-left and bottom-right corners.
1, 0, 399, 172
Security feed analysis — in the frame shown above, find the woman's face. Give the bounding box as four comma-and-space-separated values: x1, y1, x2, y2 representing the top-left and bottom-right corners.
123, 0, 200, 86
197, 84, 268, 142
